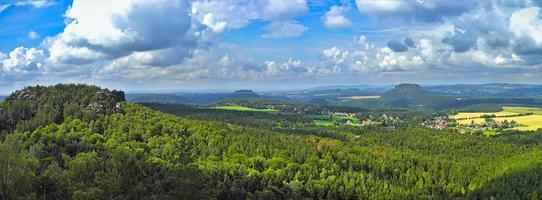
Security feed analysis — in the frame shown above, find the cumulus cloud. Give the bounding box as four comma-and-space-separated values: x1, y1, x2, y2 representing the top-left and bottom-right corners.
322, 6, 353, 29
22, 0, 313, 85
510, 7, 542, 54
318, 32, 531, 75
201, 13, 228, 33
262, 21, 308, 38
321, 47, 349, 68
46, 0, 194, 65
1, 47, 45, 76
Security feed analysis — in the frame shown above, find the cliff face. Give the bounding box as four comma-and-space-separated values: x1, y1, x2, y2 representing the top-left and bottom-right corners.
394, 83, 422, 91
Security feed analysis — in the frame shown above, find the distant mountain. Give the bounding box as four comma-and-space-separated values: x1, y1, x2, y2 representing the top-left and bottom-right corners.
232, 90, 260, 98
127, 89, 262, 105
425, 83, 542, 97
310, 84, 386, 91
309, 85, 392, 94
380, 84, 443, 108
0, 96, 4, 101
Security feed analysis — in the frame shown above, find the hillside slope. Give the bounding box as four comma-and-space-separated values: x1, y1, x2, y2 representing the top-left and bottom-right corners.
1, 84, 542, 199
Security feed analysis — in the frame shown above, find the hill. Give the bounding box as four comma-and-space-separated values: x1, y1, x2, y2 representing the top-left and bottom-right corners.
426, 83, 542, 97
380, 83, 443, 108
0, 84, 125, 135
127, 89, 261, 105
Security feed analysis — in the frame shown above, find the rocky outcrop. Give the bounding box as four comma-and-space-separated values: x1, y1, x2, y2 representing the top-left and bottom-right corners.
87, 90, 126, 114
8, 87, 39, 101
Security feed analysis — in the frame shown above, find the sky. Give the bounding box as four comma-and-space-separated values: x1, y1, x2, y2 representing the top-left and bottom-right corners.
1, 0, 542, 93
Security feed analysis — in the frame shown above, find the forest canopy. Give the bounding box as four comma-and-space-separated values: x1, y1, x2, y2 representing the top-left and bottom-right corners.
0, 84, 541, 199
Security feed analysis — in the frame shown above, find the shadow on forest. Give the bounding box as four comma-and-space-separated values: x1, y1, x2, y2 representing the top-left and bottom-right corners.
466, 166, 542, 199
493, 131, 542, 146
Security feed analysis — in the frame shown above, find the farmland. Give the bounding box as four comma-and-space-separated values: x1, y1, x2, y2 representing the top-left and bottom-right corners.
450, 106, 542, 131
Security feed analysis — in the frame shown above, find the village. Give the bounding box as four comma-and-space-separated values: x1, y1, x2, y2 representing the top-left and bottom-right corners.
423, 115, 521, 135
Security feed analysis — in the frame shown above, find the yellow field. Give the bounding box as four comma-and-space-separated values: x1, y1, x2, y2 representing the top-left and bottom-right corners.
451, 106, 542, 131
451, 111, 517, 120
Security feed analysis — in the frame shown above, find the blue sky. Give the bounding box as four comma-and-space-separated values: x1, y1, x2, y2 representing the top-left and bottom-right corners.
0, 0, 542, 93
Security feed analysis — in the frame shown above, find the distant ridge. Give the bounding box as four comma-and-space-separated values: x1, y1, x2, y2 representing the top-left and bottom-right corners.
425, 83, 542, 97
127, 89, 262, 105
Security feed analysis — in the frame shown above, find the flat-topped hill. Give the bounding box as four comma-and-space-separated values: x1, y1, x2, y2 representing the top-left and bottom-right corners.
380, 83, 441, 107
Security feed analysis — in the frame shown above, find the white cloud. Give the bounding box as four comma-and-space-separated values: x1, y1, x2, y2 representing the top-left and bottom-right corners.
510, 7, 542, 44
510, 7, 542, 53
1, 47, 45, 74
28, 31, 40, 40
323, 6, 353, 29
202, 13, 228, 33
262, 21, 308, 38
46, 0, 194, 65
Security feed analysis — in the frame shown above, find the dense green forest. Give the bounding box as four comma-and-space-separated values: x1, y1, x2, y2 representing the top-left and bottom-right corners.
1, 84, 542, 199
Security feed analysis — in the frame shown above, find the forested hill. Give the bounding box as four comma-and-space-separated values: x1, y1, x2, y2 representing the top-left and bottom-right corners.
1, 84, 542, 199
380, 83, 443, 107
0, 84, 125, 135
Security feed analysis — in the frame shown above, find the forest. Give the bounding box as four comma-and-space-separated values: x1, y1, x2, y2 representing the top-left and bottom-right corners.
1, 84, 542, 199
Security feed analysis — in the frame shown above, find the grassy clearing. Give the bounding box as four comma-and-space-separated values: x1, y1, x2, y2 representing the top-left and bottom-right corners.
210, 106, 278, 113
310, 114, 361, 126
451, 106, 542, 131
314, 119, 335, 126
